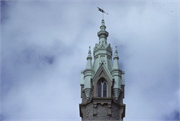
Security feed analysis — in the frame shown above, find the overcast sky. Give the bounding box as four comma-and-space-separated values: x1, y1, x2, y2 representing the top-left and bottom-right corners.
1, 0, 180, 121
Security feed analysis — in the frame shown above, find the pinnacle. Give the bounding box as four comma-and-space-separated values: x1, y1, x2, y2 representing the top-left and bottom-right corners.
87, 46, 92, 60
101, 19, 105, 26
88, 46, 91, 55
97, 19, 109, 40
115, 46, 118, 55
113, 46, 119, 59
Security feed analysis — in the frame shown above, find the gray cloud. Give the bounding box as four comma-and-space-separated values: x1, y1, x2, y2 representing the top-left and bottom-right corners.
1, 1, 179, 121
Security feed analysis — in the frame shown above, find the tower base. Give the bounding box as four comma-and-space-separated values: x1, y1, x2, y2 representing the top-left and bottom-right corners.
80, 98, 125, 121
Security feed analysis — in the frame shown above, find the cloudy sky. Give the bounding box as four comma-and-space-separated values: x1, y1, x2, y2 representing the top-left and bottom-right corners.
1, 0, 179, 121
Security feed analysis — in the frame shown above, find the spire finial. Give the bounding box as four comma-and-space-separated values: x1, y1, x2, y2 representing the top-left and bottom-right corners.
113, 46, 119, 59
97, 18, 109, 41
87, 46, 92, 60
115, 46, 118, 55
86, 46, 92, 69
101, 19, 105, 26
112, 46, 120, 69
88, 46, 91, 54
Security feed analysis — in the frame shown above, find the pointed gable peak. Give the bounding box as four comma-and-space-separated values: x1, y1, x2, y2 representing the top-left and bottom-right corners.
92, 63, 113, 81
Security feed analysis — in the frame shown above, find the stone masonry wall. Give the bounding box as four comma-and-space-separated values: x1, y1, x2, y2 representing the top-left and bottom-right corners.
84, 102, 120, 120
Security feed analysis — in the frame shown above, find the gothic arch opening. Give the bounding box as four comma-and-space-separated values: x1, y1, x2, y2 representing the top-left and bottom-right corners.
97, 78, 107, 97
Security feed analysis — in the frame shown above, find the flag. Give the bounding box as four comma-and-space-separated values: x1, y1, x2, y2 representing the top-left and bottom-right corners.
97, 7, 108, 15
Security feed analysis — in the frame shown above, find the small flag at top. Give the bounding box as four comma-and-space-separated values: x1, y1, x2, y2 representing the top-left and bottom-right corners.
97, 7, 108, 15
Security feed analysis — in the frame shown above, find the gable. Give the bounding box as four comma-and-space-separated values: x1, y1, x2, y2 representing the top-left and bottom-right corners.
92, 63, 113, 81
92, 63, 113, 98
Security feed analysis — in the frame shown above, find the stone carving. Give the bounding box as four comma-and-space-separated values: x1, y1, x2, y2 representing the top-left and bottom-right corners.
113, 88, 121, 101
84, 102, 119, 120
106, 44, 112, 51
84, 88, 92, 101
94, 44, 99, 51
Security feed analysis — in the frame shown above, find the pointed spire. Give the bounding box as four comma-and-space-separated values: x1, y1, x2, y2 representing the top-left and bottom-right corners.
101, 19, 105, 26
113, 46, 119, 59
86, 46, 93, 69
87, 46, 92, 59
97, 19, 109, 45
112, 46, 120, 70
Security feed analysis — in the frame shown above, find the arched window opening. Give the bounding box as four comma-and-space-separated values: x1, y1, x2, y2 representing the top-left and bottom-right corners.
103, 83, 107, 97
97, 79, 107, 97
98, 82, 101, 97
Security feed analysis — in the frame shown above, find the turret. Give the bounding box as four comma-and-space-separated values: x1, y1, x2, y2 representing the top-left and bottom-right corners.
111, 46, 122, 100
97, 19, 109, 45
83, 47, 94, 101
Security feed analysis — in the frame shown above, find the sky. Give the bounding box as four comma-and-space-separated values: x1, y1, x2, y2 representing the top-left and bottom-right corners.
1, 0, 180, 121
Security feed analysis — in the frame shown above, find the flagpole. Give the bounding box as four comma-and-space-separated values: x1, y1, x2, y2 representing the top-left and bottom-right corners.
102, 7, 104, 19
102, 12, 104, 19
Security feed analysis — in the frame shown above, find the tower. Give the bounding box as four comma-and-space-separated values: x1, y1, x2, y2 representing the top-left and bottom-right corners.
79, 19, 125, 120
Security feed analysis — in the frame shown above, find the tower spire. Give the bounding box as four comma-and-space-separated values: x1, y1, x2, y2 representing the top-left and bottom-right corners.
80, 15, 125, 121
97, 7, 109, 45
83, 46, 94, 101
97, 19, 109, 45
112, 46, 120, 70
86, 46, 92, 69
